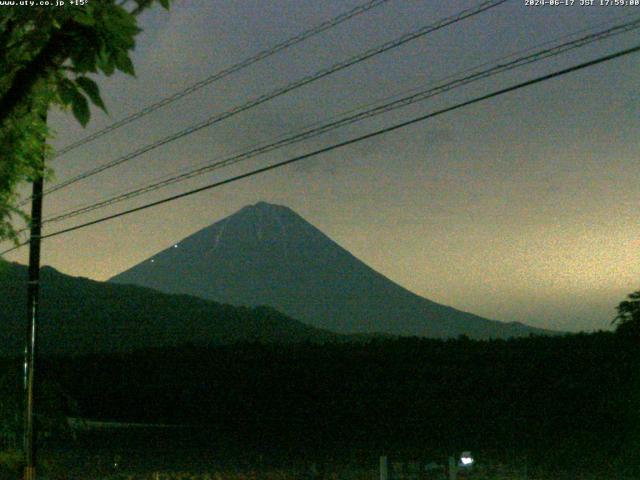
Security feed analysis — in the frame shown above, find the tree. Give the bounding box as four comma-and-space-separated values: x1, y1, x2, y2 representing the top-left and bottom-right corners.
612, 290, 640, 337
0, 0, 171, 244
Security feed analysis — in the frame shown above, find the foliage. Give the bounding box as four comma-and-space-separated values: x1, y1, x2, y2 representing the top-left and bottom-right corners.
612, 290, 640, 337
0, 0, 171, 244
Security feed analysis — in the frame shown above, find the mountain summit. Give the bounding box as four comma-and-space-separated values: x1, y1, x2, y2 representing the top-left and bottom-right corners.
110, 202, 549, 339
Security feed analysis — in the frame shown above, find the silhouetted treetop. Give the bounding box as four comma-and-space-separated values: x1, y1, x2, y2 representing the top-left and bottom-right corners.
613, 290, 640, 337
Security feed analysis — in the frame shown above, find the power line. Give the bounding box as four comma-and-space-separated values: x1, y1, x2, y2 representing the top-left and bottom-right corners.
51, 0, 391, 159
36, 17, 640, 226
45, 11, 637, 223
3, 42, 638, 256
25, 0, 508, 205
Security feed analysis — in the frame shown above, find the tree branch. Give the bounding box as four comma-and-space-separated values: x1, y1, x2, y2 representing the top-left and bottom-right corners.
0, 26, 70, 128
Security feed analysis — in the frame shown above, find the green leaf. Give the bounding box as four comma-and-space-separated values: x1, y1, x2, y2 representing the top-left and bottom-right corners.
71, 91, 90, 127
70, 44, 98, 73
56, 79, 77, 106
158, 0, 170, 9
75, 76, 106, 113
114, 51, 135, 76
97, 47, 115, 76
72, 11, 95, 27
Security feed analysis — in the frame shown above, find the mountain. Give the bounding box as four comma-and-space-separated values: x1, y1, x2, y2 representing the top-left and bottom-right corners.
0, 260, 343, 357
110, 202, 552, 339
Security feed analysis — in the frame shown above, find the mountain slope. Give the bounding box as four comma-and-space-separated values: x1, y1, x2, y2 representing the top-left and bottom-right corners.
0, 260, 340, 357
110, 202, 552, 339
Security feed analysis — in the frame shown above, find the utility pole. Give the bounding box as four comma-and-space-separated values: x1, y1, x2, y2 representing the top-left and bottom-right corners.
23, 113, 46, 480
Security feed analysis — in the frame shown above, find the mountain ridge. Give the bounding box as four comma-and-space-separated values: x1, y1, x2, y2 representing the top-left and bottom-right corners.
0, 260, 355, 357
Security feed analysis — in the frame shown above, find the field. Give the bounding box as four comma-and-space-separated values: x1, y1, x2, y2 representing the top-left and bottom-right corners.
1, 333, 637, 479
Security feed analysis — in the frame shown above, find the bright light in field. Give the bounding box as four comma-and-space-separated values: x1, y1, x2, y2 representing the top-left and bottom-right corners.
174, 244, 178, 248
460, 451, 474, 467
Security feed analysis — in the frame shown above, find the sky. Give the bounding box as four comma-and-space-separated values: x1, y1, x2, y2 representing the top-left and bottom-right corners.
3, 0, 640, 332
